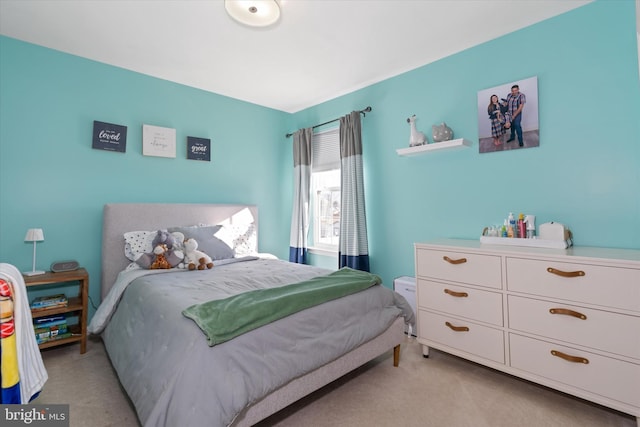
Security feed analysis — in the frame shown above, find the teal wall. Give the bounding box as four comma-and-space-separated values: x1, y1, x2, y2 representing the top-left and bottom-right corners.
0, 37, 292, 318
291, 1, 640, 287
1, 1, 639, 320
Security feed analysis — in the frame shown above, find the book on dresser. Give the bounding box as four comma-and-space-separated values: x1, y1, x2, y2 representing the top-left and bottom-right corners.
30, 293, 68, 310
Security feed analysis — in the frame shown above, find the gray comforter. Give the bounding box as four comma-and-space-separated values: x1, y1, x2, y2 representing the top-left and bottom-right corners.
97, 258, 414, 426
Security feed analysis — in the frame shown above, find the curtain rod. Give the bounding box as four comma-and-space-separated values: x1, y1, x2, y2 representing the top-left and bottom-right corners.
285, 106, 372, 138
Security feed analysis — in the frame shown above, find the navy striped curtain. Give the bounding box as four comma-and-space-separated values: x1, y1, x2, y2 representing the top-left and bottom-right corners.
288, 128, 312, 264
338, 112, 370, 272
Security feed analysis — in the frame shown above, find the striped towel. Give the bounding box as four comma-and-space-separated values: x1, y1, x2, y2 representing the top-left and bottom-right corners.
0, 263, 48, 403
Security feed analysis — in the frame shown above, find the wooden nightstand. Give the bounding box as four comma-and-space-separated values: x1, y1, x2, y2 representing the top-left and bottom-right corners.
23, 268, 88, 354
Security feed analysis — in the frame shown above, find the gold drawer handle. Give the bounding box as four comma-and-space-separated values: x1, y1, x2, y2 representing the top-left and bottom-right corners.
551, 350, 589, 364
444, 289, 468, 298
549, 308, 587, 320
443, 256, 467, 265
445, 321, 469, 332
546, 267, 585, 278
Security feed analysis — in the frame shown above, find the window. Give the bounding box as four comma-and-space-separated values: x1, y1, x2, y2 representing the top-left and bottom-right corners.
313, 170, 340, 248
311, 128, 340, 251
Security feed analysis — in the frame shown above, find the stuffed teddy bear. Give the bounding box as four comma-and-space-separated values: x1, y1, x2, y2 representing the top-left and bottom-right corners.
136, 230, 184, 269
183, 238, 213, 270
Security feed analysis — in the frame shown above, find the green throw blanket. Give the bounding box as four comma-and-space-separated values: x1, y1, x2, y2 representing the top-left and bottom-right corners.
182, 267, 382, 346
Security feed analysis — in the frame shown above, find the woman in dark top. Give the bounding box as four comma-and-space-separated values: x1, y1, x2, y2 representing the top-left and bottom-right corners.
488, 94, 510, 146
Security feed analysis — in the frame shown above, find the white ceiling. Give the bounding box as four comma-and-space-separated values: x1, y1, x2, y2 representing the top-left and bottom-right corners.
0, 0, 592, 113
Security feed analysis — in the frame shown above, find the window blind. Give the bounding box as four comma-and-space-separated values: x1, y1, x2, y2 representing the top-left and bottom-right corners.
312, 128, 340, 172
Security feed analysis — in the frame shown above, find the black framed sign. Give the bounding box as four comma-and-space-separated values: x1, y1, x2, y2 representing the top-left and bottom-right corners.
187, 136, 211, 161
92, 121, 127, 153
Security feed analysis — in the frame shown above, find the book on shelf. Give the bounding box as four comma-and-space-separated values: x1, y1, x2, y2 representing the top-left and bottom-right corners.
34, 323, 68, 334
36, 331, 73, 345
31, 293, 68, 310
34, 314, 66, 324
33, 318, 68, 329
34, 323, 69, 344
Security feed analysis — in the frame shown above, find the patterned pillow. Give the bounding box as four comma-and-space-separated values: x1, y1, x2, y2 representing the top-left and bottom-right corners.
123, 230, 158, 261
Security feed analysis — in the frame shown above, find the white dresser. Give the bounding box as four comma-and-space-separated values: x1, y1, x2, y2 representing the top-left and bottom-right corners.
415, 239, 640, 423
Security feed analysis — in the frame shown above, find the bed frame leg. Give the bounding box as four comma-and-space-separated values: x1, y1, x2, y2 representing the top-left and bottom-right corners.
393, 345, 400, 367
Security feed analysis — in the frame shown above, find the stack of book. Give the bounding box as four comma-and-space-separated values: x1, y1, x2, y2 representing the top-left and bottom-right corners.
33, 314, 71, 344
30, 293, 68, 311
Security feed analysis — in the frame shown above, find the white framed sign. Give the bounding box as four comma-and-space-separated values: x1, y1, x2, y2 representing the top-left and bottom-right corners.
142, 124, 176, 158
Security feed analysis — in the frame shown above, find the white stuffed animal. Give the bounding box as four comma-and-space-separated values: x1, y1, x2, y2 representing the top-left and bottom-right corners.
407, 115, 427, 146
183, 238, 214, 270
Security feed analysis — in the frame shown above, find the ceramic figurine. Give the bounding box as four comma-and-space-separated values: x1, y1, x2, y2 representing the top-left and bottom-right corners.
407, 115, 427, 146
432, 122, 453, 142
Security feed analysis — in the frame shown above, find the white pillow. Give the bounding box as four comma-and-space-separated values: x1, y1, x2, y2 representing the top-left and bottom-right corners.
168, 224, 233, 260
215, 223, 257, 256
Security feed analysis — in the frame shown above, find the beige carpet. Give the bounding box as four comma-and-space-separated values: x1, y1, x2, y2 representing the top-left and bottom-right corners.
36, 336, 636, 427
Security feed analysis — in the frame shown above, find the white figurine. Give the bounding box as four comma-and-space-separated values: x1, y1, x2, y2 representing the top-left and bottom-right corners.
407, 115, 427, 146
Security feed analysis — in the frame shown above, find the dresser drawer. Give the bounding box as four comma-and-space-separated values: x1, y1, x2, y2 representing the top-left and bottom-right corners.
508, 296, 640, 360
418, 279, 503, 326
416, 249, 502, 289
506, 257, 640, 312
509, 333, 640, 408
419, 310, 504, 364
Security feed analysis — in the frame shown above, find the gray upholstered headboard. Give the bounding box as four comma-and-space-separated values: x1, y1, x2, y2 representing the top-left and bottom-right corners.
101, 203, 258, 299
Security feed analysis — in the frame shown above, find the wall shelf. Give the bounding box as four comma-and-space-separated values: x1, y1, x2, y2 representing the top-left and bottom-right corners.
396, 138, 471, 156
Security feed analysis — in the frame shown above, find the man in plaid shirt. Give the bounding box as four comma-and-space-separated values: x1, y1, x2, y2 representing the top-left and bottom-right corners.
505, 84, 526, 146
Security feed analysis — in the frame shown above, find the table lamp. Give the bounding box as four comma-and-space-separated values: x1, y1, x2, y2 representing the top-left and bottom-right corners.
24, 228, 45, 276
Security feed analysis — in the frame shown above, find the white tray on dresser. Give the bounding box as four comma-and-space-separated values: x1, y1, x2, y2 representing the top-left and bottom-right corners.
414, 239, 640, 425
479, 235, 572, 249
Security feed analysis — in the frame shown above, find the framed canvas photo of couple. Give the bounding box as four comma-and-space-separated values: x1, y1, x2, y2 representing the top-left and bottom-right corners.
477, 76, 539, 154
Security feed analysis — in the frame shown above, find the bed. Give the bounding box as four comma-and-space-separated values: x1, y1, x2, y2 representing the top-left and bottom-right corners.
89, 203, 414, 427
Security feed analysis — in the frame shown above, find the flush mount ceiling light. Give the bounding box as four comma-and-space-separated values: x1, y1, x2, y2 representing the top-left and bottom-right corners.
225, 0, 281, 27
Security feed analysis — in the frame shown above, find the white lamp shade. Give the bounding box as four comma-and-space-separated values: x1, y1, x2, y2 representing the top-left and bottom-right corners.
25, 228, 44, 242
24, 228, 45, 276
225, 0, 280, 27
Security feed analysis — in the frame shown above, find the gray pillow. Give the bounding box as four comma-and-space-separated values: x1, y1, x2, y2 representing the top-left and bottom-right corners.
168, 225, 234, 260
